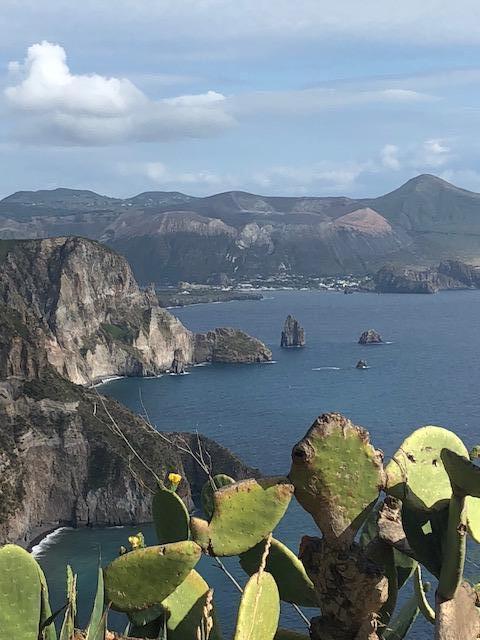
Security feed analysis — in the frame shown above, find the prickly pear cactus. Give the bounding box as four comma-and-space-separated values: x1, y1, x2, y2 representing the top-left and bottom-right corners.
239, 537, 317, 607
233, 571, 280, 640
192, 477, 293, 556
289, 413, 385, 548
38, 562, 57, 640
201, 474, 235, 519
0, 544, 43, 640
104, 541, 202, 611
129, 570, 221, 640
385, 426, 469, 512
152, 485, 190, 544
300, 535, 388, 640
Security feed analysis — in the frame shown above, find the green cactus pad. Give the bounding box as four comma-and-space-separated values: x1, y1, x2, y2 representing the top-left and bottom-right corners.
152, 486, 190, 544
104, 541, 202, 612
38, 563, 57, 640
441, 449, 480, 497
239, 538, 317, 607
201, 474, 235, 519
0, 544, 43, 640
193, 478, 293, 556
386, 426, 469, 512
382, 591, 419, 640
289, 413, 385, 547
466, 496, 480, 543
129, 570, 221, 640
59, 565, 77, 640
401, 506, 445, 577
233, 571, 280, 640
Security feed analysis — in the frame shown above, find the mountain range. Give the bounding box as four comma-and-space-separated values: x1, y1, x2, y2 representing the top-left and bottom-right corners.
1, 174, 480, 283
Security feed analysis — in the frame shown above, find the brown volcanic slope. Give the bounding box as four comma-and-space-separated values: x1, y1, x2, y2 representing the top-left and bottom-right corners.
1, 174, 479, 281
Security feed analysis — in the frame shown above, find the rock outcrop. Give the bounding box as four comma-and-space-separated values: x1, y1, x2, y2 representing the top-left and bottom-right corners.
170, 348, 186, 374
0, 238, 271, 384
356, 360, 368, 369
194, 328, 272, 363
374, 260, 480, 294
0, 372, 253, 547
358, 330, 383, 345
280, 315, 306, 347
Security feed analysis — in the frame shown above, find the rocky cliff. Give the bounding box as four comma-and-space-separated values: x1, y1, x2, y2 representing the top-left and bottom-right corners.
0, 238, 271, 385
0, 372, 253, 547
374, 260, 480, 293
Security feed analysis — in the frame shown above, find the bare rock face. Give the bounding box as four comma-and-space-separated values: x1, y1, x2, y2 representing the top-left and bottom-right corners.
0, 238, 270, 384
170, 348, 186, 374
281, 315, 305, 348
358, 330, 383, 345
0, 372, 253, 547
194, 328, 272, 363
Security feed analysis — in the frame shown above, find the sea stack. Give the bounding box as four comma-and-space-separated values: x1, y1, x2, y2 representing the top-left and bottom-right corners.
281, 315, 306, 348
170, 348, 186, 374
356, 360, 368, 369
358, 329, 383, 345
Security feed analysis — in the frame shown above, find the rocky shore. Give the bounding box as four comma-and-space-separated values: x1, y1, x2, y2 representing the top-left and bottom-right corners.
0, 237, 272, 385
0, 370, 254, 548
374, 260, 480, 294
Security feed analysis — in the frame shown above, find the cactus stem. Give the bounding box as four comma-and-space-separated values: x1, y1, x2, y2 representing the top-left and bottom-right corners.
438, 495, 467, 601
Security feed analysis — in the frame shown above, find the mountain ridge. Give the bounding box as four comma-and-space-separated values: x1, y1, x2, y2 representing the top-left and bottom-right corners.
1, 174, 480, 282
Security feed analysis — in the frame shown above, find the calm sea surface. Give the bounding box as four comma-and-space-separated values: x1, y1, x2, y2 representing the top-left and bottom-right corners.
37, 290, 480, 638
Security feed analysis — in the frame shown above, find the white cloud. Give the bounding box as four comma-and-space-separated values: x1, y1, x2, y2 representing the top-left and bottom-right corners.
4, 41, 235, 145
120, 161, 226, 188
232, 86, 434, 117
381, 145, 401, 170
3, 1, 480, 47
417, 138, 451, 168
252, 163, 370, 193
379, 139, 452, 172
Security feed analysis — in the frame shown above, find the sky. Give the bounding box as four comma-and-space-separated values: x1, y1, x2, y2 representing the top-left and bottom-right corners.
2, 1, 480, 199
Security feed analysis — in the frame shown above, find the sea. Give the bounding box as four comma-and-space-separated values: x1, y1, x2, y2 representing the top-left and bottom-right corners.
35, 289, 480, 638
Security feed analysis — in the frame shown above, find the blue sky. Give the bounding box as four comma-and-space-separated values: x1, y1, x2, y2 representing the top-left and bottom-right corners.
2, 1, 480, 199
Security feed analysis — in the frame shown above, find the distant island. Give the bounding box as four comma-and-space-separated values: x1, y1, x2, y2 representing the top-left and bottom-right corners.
2, 174, 480, 287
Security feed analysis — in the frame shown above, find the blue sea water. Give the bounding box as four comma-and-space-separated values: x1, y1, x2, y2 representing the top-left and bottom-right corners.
37, 290, 480, 638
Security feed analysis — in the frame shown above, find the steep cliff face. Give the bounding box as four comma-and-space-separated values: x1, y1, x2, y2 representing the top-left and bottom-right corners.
0, 372, 253, 547
0, 238, 271, 384
374, 261, 479, 293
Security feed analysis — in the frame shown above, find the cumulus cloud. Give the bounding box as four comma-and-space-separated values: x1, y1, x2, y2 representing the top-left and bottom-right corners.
381, 145, 401, 170
379, 139, 452, 172
4, 41, 235, 145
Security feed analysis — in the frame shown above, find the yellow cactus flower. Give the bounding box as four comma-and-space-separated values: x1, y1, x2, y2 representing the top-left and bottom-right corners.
128, 532, 144, 550
168, 472, 182, 486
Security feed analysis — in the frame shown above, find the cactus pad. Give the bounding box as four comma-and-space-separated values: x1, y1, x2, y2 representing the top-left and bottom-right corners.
441, 449, 480, 497
239, 538, 317, 607
192, 477, 293, 556
386, 426, 469, 512
201, 474, 235, 519
0, 544, 43, 640
38, 563, 57, 640
104, 541, 201, 611
289, 413, 385, 547
233, 571, 280, 640
128, 570, 221, 640
152, 486, 190, 544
